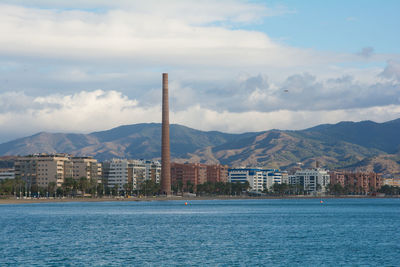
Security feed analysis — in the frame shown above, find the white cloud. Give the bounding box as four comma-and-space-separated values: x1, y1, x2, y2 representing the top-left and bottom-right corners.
0, 90, 159, 140
1, 90, 400, 143
0, 1, 399, 143
380, 60, 400, 81
0, 0, 287, 24
166, 70, 400, 113
173, 104, 400, 133
0, 2, 330, 69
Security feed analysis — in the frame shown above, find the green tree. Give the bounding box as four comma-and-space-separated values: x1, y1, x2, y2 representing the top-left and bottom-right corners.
378, 185, 400, 195
272, 183, 289, 195
78, 177, 89, 196
47, 182, 57, 197
111, 184, 119, 196
13, 178, 25, 197
96, 183, 105, 197
172, 180, 184, 195
56, 187, 63, 197
230, 181, 249, 196
327, 183, 345, 196
138, 179, 160, 196
185, 180, 194, 193
0, 179, 14, 196
62, 177, 78, 197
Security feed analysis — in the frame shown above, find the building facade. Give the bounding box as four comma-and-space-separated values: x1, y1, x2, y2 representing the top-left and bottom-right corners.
330, 171, 382, 194
14, 154, 102, 189
289, 168, 330, 194
382, 177, 400, 187
329, 171, 345, 187
145, 160, 161, 184
170, 163, 207, 192
71, 157, 102, 182
228, 168, 285, 192
0, 168, 15, 181
102, 159, 161, 192
207, 164, 229, 183
102, 159, 129, 191
14, 154, 73, 188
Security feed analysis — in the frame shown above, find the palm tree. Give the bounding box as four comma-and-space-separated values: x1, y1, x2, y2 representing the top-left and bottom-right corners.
62, 177, 77, 197
47, 182, 57, 198
78, 177, 89, 196
185, 180, 194, 193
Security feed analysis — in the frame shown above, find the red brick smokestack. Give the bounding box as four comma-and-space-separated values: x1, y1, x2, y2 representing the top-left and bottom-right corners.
161, 73, 171, 195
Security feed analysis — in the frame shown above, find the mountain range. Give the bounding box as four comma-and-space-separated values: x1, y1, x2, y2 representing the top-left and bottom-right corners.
1, 119, 400, 174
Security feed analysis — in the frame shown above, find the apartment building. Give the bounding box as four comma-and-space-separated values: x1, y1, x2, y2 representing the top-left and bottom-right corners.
145, 160, 161, 184
382, 177, 400, 187
207, 164, 229, 183
71, 157, 102, 182
102, 159, 161, 192
170, 163, 207, 192
14, 154, 73, 188
329, 171, 345, 187
0, 168, 15, 181
228, 168, 285, 192
14, 154, 103, 189
330, 171, 382, 194
289, 168, 330, 193
102, 159, 129, 191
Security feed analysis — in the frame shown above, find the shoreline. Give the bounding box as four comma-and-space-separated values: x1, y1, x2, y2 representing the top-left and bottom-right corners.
0, 195, 398, 205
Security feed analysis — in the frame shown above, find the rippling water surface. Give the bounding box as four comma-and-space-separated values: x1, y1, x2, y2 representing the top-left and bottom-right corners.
1, 198, 399, 266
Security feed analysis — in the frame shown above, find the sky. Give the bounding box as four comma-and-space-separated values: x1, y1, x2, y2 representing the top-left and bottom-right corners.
0, 0, 399, 142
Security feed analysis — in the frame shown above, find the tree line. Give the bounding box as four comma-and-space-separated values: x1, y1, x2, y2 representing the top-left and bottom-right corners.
0, 178, 251, 197
2, 177, 399, 197
0, 177, 104, 198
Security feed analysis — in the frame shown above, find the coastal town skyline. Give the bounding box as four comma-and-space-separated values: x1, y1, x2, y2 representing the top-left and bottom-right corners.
0, 0, 399, 143
1, 2, 399, 266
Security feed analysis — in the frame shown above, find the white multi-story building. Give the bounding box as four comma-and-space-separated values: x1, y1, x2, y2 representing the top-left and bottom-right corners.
250, 170, 266, 192
145, 160, 161, 184
265, 170, 286, 190
102, 159, 129, 191
289, 168, 330, 193
102, 159, 162, 192
228, 168, 286, 192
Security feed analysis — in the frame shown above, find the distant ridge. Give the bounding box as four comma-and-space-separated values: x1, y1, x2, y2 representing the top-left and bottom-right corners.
0, 119, 400, 173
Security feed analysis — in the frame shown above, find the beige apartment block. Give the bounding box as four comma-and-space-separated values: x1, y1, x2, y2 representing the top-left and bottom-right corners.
71, 157, 102, 182
15, 154, 72, 188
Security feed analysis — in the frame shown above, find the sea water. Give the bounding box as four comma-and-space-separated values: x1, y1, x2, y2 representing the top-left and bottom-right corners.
0, 198, 399, 266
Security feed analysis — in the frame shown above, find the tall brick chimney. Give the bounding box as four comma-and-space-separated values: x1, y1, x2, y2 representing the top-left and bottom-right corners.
161, 73, 171, 195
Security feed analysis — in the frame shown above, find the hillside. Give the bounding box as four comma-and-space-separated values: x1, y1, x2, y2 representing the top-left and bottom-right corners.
0, 124, 251, 160
0, 119, 399, 173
